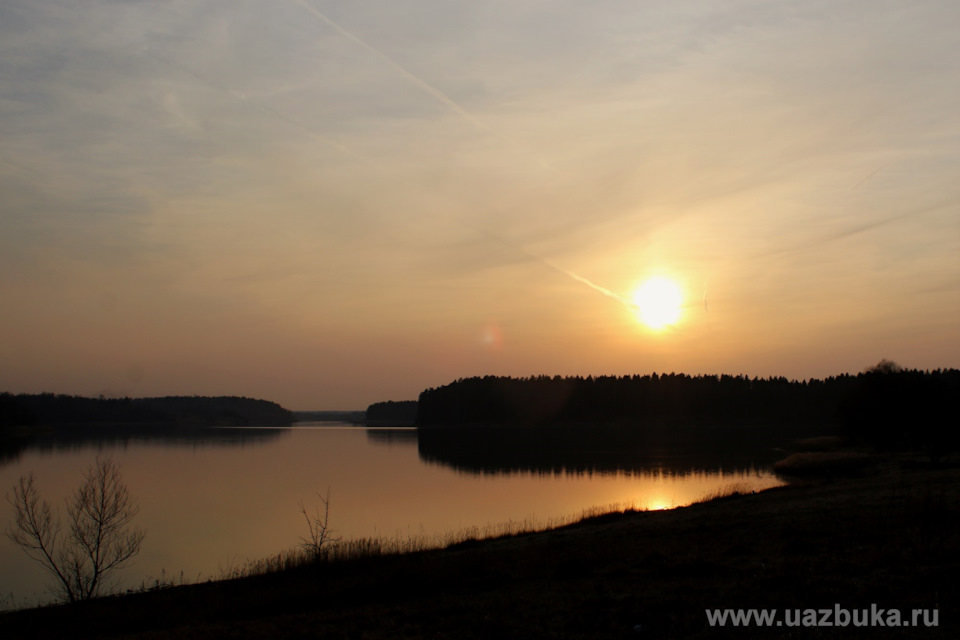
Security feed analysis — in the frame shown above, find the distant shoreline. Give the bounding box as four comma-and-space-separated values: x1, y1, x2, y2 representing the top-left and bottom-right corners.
0, 394, 295, 429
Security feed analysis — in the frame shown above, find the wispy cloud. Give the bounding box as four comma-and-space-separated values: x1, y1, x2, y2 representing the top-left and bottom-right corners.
1, 0, 958, 406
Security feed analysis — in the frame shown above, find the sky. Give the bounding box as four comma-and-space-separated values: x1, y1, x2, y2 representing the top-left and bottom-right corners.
1, 0, 958, 410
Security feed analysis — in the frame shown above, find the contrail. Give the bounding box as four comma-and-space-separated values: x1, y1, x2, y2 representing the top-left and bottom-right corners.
188, 1, 629, 312
139, 23, 633, 313
290, 1, 646, 309
291, 0, 487, 131
852, 165, 884, 190
489, 236, 636, 310
560, 269, 632, 307
290, 0, 536, 156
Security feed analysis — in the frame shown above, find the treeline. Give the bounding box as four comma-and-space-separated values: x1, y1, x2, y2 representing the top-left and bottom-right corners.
840, 365, 959, 460
416, 373, 850, 427
366, 400, 418, 426
0, 393, 294, 429
416, 368, 960, 456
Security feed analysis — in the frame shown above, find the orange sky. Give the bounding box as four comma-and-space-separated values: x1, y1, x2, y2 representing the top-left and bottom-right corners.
1, 0, 958, 409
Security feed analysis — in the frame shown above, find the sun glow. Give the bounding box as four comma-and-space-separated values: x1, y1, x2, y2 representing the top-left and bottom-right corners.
631, 276, 683, 330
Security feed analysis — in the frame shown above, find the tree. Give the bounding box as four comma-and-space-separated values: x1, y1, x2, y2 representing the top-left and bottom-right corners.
298, 488, 340, 559
6, 456, 145, 602
864, 359, 902, 375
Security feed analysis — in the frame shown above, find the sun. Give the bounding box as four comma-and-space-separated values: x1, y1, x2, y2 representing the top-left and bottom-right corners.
631, 276, 683, 330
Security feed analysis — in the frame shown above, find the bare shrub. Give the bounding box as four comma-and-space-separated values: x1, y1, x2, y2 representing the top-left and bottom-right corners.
298, 488, 341, 559
6, 456, 145, 602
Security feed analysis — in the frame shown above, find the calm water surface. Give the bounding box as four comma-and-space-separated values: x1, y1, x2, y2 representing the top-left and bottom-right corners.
0, 424, 784, 608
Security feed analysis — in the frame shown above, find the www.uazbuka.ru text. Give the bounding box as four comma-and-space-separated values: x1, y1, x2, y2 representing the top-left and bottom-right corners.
705, 604, 939, 628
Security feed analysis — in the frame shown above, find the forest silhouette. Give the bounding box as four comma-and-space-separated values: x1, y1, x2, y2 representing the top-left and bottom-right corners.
365, 400, 418, 426
0, 394, 294, 429
416, 366, 959, 459
0, 395, 293, 464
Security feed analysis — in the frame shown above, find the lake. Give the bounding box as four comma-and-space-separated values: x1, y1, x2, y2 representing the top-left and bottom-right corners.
0, 423, 792, 608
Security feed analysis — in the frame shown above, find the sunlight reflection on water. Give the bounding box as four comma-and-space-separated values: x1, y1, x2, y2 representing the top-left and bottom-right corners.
0, 424, 784, 608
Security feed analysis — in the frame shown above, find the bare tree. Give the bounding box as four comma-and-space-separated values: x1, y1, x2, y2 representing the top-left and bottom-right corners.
6, 456, 145, 602
298, 488, 340, 559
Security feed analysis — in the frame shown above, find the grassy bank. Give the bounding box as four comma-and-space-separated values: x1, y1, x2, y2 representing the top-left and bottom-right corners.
1, 461, 957, 639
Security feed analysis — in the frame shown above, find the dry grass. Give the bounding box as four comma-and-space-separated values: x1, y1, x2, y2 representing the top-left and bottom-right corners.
220, 503, 648, 580
692, 480, 759, 504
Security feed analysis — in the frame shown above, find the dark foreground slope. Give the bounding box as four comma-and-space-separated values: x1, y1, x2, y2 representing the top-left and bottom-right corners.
2, 463, 957, 639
